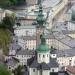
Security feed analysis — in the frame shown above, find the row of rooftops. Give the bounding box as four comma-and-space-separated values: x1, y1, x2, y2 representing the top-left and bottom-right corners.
17, 29, 75, 48
9, 37, 75, 57
51, 48, 75, 57
53, 31, 75, 48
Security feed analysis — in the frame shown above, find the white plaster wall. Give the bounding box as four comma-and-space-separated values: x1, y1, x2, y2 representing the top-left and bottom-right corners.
50, 68, 58, 72
15, 55, 34, 65
68, 34, 75, 39
42, 70, 50, 75
57, 57, 74, 67
71, 56, 75, 66
29, 68, 38, 75
37, 52, 50, 63
50, 54, 57, 58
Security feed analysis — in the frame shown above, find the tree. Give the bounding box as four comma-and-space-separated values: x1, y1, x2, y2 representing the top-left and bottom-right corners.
13, 65, 24, 75
9, 0, 18, 5
0, 14, 15, 55
0, 29, 12, 55
0, 64, 11, 75
0, 0, 26, 8
0, 0, 11, 8
1, 15, 15, 33
16, 0, 26, 4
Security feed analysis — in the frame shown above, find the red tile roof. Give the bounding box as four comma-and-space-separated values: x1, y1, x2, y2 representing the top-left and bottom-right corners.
66, 66, 75, 74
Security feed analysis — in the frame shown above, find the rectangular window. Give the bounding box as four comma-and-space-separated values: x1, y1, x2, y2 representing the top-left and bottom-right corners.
33, 69, 35, 72
52, 69, 54, 72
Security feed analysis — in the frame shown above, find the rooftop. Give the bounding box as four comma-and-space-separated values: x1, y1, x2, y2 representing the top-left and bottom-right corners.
28, 57, 58, 69
16, 49, 35, 55
51, 48, 75, 57
14, 25, 36, 30
19, 33, 54, 40
53, 31, 75, 48
42, 0, 61, 8
66, 66, 75, 74
6, 57, 19, 67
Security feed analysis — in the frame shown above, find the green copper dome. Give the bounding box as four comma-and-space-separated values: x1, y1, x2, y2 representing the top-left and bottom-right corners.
37, 33, 50, 53
37, 44, 49, 53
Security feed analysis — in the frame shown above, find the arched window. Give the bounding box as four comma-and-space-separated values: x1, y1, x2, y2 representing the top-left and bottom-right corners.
39, 54, 40, 57
43, 55, 45, 58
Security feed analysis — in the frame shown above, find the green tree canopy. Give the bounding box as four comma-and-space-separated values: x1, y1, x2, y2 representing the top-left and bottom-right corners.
0, 15, 15, 33
0, 14, 15, 55
0, 64, 11, 75
0, 29, 12, 55
0, 0, 26, 8
0, 0, 11, 8
13, 65, 24, 75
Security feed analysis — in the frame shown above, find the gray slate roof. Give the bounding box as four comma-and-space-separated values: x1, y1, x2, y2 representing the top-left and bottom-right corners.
54, 31, 75, 48
51, 48, 75, 57
57, 49, 75, 57
37, 62, 50, 70
7, 57, 19, 67
20, 34, 54, 40
42, 0, 61, 8
23, 71, 29, 75
48, 58, 59, 68
20, 36, 36, 40
15, 25, 36, 30
28, 57, 58, 70
62, 30, 75, 34
9, 42, 21, 50
16, 50, 35, 55
9, 36, 21, 51
58, 72, 66, 75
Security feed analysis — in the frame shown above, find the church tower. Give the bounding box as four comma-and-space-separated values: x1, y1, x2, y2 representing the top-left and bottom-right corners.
36, 2, 46, 47
27, 1, 59, 74
37, 33, 50, 63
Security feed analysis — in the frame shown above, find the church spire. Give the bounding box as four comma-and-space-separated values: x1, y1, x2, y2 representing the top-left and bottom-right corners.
36, 1, 45, 28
